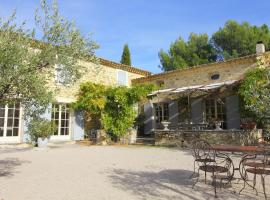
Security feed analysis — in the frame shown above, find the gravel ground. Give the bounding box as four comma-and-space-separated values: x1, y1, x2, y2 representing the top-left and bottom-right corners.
0, 144, 268, 200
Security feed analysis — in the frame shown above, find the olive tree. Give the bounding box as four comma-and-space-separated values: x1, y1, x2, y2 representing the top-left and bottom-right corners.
0, 0, 98, 117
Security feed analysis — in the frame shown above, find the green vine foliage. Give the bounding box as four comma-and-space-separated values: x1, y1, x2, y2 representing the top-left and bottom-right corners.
72, 83, 106, 117
239, 60, 270, 123
73, 82, 156, 137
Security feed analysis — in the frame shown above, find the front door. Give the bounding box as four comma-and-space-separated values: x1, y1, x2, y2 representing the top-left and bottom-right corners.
50, 104, 71, 141
0, 103, 21, 143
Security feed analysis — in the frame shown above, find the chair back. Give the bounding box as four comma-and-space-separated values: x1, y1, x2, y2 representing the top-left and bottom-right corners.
215, 152, 235, 182
191, 139, 215, 162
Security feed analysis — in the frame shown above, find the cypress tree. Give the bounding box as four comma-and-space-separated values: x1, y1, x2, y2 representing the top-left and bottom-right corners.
120, 44, 131, 66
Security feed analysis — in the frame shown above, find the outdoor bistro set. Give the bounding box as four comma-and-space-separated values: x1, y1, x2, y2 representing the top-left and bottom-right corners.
191, 139, 270, 199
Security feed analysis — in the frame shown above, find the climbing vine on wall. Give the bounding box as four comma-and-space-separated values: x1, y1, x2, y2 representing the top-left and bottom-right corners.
73, 82, 155, 137
239, 59, 270, 139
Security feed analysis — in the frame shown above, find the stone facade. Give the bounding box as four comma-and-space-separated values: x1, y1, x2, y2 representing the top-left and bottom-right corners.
155, 129, 263, 147
133, 53, 270, 89
133, 52, 270, 136
48, 59, 149, 103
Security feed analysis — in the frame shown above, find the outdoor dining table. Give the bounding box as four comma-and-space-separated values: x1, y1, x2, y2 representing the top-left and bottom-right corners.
211, 145, 266, 154
212, 144, 270, 197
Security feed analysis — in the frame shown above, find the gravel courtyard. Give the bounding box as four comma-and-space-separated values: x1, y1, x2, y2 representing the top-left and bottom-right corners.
0, 144, 267, 200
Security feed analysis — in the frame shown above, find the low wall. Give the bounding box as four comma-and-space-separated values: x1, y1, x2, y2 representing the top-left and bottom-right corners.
154, 129, 262, 147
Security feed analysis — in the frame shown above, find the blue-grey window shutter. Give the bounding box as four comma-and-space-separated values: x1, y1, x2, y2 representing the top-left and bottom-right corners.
117, 70, 128, 86
226, 95, 240, 129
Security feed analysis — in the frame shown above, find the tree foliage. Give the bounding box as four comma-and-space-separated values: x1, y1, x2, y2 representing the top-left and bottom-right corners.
239, 60, 270, 122
212, 20, 270, 59
0, 0, 98, 117
73, 82, 155, 137
159, 33, 217, 71
120, 44, 131, 66
28, 118, 56, 142
159, 20, 270, 71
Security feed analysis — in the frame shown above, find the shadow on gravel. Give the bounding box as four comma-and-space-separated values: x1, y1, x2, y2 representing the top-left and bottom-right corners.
107, 168, 259, 200
0, 147, 32, 154
0, 157, 30, 177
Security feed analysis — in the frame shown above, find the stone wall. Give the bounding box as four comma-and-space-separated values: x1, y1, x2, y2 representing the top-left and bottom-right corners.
133, 53, 270, 89
47, 59, 146, 103
133, 55, 258, 88
154, 129, 263, 147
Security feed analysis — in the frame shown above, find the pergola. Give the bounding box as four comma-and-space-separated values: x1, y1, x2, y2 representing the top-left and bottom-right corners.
148, 80, 239, 101
148, 80, 240, 129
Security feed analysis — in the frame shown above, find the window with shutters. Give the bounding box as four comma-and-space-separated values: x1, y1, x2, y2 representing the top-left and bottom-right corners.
154, 103, 169, 123
55, 64, 71, 85
205, 98, 227, 129
117, 70, 128, 86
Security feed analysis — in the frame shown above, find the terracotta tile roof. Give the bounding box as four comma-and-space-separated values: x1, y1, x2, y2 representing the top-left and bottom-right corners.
98, 58, 151, 76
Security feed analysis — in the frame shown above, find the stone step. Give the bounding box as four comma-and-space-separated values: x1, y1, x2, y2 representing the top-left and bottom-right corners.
136, 137, 155, 145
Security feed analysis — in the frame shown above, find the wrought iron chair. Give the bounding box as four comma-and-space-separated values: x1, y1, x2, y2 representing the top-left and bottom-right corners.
193, 151, 234, 198
211, 152, 235, 197
190, 139, 216, 181
239, 145, 270, 199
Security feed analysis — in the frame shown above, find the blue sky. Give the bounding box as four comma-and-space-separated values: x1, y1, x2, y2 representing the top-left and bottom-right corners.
1, 0, 270, 73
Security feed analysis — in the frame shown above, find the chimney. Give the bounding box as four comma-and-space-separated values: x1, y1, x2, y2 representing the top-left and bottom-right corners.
256, 41, 265, 54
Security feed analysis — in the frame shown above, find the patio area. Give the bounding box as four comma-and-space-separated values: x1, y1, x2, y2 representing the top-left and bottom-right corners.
0, 144, 268, 200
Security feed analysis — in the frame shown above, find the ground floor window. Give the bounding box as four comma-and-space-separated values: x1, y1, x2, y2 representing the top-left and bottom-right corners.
51, 104, 70, 136
205, 98, 227, 129
154, 103, 169, 123
0, 103, 20, 137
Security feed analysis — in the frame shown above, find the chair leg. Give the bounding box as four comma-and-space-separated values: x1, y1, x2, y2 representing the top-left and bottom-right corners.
253, 174, 258, 196
212, 172, 217, 198
190, 160, 196, 178
239, 171, 247, 195
261, 175, 267, 200
220, 179, 222, 190
205, 170, 207, 183
253, 174, 256, 190
239, 180, 246, 194
192, 168, 200, 189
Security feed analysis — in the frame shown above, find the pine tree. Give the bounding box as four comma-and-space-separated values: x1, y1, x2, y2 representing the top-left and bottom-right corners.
120, 44, 131, 66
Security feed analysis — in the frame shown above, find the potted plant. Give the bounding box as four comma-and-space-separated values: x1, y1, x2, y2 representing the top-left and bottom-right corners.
28, 118, 56, 147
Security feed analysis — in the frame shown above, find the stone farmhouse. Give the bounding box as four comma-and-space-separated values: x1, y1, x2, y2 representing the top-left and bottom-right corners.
133, 43, 270, 142
1, 43, 269, 144
0, 56, 150, 143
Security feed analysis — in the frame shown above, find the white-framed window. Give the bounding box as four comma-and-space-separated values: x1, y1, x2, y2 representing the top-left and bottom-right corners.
51, 104, 70, 136
117, 70, 128, 86
0, 103, 21, 137
154, 103, 169, 123
55, 64, 70, 85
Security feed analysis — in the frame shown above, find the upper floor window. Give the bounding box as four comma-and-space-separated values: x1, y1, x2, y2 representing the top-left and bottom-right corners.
55, 64, 71, 85
117, 70, 128, 86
